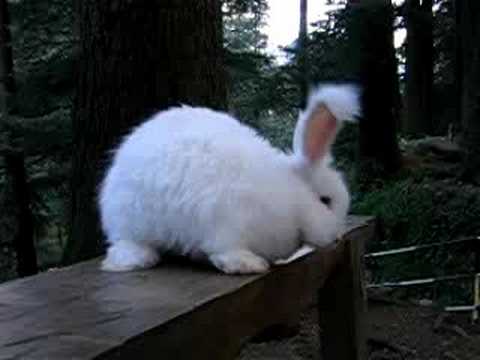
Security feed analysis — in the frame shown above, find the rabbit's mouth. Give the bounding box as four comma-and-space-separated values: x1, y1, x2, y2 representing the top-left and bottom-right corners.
300, 229, 341, 251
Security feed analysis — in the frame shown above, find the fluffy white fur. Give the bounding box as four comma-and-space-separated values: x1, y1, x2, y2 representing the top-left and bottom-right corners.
99, 83, 360, 274
293, 83, 360, 157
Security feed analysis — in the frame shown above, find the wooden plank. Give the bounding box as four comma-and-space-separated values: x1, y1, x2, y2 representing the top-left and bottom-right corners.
318, 217, 374, 360
0, 216, 374, 360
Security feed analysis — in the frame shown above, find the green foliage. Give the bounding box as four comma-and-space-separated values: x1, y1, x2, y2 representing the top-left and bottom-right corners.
256, 112, 296, 151
332, 123, 358, 168
354, 176, 480, 250
223, 0, 274, 126
353, 176, 480, 304
222, 0, 267, 17
431, 0, 457, 134
308, 6, 350, 83
223, 0, 268, 53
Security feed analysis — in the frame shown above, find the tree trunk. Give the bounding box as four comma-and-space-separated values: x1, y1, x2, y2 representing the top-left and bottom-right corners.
453, 0, 463, 138
0, 0, 15, 113
64, 0, 227, 264
0, 0, 36, 277
404, 0, 433, 136
298, 0, 309, 109
457, 0, 480, 184
3, 149, 38, 277
346, 0, 402, 184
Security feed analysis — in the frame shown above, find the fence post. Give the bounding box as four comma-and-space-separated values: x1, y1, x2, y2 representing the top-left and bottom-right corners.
318, 235, 368, 360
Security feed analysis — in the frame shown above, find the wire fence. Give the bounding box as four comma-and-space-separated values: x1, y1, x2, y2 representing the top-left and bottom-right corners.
365, 236, 480, 322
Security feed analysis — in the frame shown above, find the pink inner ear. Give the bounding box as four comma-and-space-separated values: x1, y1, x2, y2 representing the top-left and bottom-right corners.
305, 105, 337, 163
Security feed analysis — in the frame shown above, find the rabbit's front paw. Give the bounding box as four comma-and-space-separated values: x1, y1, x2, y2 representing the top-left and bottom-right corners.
209, 250, 270, 275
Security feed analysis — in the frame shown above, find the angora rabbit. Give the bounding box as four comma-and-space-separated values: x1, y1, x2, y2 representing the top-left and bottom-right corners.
99, 84, 360, 274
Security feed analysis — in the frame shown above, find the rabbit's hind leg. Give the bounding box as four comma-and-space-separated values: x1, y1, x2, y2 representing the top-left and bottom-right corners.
101, 240, 160, 272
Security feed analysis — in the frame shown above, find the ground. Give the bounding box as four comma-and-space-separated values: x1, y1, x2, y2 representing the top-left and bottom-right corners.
366, 298, 480, 360
239, 297, 480, 360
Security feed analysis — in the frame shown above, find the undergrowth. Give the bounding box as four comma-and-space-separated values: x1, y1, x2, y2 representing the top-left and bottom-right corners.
352, 177, 480, 305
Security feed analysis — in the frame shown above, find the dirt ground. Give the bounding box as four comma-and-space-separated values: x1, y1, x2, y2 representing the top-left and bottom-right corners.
366, 299, 480, 360
238, 298, 480, 360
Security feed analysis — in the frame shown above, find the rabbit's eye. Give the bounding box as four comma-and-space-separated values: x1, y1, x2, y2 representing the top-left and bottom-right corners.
320, 196, 332, 207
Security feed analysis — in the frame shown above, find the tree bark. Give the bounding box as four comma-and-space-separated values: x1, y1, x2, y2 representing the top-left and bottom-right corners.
404, 0, 433, 136
346, 0, 402, 184
0, 0, 36, 277
298, 0, 309, 109
0, 0, 15, 113
453, 0, 463, 137
64, 0, 227, 264
3, 149, 38, 277
457, 0, 480, 184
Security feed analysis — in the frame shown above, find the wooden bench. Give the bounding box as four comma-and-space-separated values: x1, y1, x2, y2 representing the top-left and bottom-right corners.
0, 216, 375, 360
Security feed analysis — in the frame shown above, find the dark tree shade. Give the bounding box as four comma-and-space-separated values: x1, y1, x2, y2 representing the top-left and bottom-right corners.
404, 0, 433, 136
453, 0, 463, 133
346, 0, 402, 182
457, 0, 480, 184
4, 150, 38, 277
1, 0, 37, 277
298, 0, 309, 109
64, 0, 227, 264
0, 0, 15, 112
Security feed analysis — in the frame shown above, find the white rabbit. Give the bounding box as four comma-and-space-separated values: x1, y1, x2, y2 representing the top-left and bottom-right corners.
99, 84, 360, 274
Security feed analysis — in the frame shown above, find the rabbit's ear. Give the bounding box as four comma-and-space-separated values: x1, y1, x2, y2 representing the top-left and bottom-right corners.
295, 105, 338, 164
293, 84, 360, 165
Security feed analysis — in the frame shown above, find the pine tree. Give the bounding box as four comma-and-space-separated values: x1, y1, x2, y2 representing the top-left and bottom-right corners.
0, 0, 37, 277
404, 0, 433, 136
457, 0, 480, 184
346, 0, 402, 184
0, 0, 15, 112
64, 0, 227, 263
298, 0, 309, 109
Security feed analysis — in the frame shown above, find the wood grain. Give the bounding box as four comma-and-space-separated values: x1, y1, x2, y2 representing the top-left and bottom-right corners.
318, 217, 373, 360
0, 216, 374, 360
